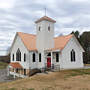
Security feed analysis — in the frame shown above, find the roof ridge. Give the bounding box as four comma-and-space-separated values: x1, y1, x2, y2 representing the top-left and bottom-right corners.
35, 16, 56, 23
15, 32, 74, 51
17, 32, 36, 36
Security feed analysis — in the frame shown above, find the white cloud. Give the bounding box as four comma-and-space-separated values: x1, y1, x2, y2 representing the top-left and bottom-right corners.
57, 17, 74, 24
0, 0, 90, 55
55, 27, 90, 36
71, 0, 90, 3
0, 0, 15, 9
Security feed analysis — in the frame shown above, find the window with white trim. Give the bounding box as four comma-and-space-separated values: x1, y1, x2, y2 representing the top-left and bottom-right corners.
39, 26, 41, 31
13, 54, 14, 61
16, 48, 21, 61
39, 53, 41, 62
48, 26, 50, 31
71, 49, 76, 62
56, 53, 59, 62
32, 53, 35, 62
24, 53, 26, 62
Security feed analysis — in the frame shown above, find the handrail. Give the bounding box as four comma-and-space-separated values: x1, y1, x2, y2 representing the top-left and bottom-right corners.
44, 63, 60, 71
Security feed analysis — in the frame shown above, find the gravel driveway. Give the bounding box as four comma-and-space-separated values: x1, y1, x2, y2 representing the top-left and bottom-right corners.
0, 69, 14, 82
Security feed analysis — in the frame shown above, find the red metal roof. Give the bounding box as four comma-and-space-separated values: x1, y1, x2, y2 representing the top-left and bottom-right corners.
9, 62, 23, 69
35, 16, 56, 23
17, 32, 73, 51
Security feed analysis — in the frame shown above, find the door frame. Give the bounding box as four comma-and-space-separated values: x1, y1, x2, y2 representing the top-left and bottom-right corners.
47, 57, 51, 68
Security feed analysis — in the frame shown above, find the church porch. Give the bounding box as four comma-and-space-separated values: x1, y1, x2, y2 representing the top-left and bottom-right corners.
45, 50, 61, 71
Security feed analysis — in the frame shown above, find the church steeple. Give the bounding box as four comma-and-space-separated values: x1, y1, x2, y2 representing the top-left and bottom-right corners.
35, 16, 56, 50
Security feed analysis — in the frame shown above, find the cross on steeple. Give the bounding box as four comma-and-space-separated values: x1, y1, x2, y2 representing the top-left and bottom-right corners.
44, 8, 46, 16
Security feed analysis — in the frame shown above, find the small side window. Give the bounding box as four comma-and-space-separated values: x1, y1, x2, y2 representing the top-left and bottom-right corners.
33, 53, 35, 62
48, 26, 50, 31
56, 53, 59, 62
13, 54, 14, 61
24, 53, 26, 62
39, 53, 41, 62
39, 26, 41, 31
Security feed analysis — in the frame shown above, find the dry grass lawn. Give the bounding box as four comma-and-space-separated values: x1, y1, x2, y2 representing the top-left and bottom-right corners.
0, 69, 90, 90
0, 62, 8, 69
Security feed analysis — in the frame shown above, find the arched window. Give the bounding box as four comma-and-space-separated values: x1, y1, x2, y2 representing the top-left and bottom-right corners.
47, 53, 51, 56
71, 49, 75, 62
16, 49, 21, 61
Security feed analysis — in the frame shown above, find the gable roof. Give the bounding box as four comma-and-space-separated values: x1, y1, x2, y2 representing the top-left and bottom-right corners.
35, 16, 56, 23
18, 32, 37, 51
17, 32, 73, 51
53, 34, 73, 50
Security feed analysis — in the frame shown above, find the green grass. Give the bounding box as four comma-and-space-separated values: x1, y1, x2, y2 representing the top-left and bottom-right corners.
66, 69, 90, 77
8, 88, 17, 90
0, 62, 8, 69
0, 88, 35, 90
27, 88, 35, 90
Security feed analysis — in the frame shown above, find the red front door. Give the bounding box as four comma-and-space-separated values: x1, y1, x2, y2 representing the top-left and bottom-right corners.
47, 58, 51, 68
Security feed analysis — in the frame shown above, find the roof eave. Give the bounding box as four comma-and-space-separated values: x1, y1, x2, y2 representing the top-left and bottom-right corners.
45, 49, 61, 52
35, 20, 56, 23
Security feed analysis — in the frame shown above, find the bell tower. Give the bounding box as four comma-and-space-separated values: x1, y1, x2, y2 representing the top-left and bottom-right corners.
35, 16, 56, 51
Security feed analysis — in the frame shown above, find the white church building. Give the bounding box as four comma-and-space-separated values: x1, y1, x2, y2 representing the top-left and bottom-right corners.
9, 16, 84, 77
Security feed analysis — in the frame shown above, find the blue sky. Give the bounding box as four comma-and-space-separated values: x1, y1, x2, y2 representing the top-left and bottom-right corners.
0, 0, 90, 55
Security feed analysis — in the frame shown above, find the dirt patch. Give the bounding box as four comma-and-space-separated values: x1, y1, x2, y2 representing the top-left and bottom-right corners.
0, 70, 90, 90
